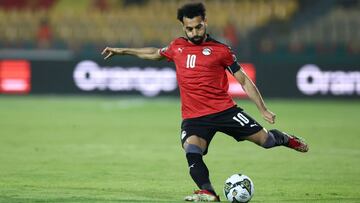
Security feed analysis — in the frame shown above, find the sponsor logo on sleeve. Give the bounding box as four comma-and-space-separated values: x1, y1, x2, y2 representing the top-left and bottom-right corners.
232, 54, 237, 62
160, 46, 168, 53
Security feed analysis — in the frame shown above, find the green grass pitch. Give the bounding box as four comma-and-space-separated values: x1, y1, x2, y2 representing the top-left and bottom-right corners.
0, 96, 359, 202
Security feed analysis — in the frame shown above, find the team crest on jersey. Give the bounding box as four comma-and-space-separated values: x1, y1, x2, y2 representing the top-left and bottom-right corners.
202, 47, 212, 56
178, 47, 183, 53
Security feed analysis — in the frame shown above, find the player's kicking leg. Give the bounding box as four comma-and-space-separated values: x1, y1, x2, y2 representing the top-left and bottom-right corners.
183, 135, 220, 202
246, 129, 309, 152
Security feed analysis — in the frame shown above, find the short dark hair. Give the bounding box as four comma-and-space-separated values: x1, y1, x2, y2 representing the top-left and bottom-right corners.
177, 2, 206, 23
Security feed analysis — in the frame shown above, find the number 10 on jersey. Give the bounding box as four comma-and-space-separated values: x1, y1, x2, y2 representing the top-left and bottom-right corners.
186, 54, 196, 68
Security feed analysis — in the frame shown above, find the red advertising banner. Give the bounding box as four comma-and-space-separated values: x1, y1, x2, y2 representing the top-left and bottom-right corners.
0, 60, 31, 94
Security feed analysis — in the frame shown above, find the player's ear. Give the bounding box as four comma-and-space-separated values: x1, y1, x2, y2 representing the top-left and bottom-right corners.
180, 16, 186, 27
180, 20, 185, 30
204, 17, 208, 26
181, 24, 186, 32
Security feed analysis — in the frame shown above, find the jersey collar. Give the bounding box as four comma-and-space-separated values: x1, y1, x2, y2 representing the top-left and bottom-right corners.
204, 34, 212, 42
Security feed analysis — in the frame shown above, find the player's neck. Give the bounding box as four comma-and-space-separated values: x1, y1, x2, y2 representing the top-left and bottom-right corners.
203, 34, 208, 42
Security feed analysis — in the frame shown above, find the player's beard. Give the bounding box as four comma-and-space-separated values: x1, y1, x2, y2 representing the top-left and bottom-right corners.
186, 30, 206, 45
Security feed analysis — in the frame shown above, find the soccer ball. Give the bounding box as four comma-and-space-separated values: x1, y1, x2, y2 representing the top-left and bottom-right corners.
224, 174, 254, 203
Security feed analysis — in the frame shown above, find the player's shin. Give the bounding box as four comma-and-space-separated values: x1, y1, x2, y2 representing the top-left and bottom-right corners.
185, 144, 217, 195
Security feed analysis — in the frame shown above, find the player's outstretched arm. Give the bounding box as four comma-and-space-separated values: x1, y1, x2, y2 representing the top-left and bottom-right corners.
101, 47, 164, 61
233, 69, 276, 124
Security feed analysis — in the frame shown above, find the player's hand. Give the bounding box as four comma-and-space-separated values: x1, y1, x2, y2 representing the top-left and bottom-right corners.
101, 47, 123, 60
262, 109, 276, 124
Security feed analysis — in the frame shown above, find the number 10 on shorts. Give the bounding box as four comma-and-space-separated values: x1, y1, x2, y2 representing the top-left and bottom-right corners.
233, 113, 249, 126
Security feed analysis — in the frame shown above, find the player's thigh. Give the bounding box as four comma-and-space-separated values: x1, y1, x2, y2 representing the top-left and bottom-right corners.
243, 128, 269, 146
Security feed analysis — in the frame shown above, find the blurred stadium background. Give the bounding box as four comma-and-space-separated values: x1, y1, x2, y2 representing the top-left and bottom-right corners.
0, 0, 359, 96
0, 0, 359, 202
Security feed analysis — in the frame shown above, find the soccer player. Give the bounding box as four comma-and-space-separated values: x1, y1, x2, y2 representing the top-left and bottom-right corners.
101, 2, 309, 202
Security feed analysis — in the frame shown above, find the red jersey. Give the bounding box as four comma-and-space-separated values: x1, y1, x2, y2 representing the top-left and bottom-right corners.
160, 35, 240, 119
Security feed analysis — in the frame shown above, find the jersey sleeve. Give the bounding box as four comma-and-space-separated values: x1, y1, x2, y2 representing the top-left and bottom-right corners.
223, 47, 241, 75
159, 42, 175, 61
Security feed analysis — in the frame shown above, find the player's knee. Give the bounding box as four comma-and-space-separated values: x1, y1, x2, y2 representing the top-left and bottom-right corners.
184, 143, 203, 155
183, 135, 207, 152
262, 131, 276, 149
246, 129, 268, 146
262, 129, 288, 148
